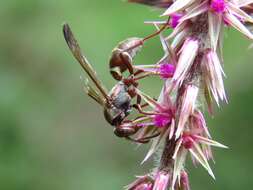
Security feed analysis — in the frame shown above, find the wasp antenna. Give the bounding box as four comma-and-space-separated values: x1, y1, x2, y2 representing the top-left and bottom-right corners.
63, 23, 110, 102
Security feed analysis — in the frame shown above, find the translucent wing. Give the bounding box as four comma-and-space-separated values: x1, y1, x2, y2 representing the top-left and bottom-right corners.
63, 23, 109, 102
84, 79, 105, 106
128, 0, 172, 8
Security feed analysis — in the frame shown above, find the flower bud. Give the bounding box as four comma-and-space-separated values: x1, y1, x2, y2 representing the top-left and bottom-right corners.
169, 13, 183, 28
182, 133, 195, 149
153, 171, 171, 190
158, 63, 175, 79
179, 171, 190, 190
127, 175, 154, 190
210, 0, 226, 13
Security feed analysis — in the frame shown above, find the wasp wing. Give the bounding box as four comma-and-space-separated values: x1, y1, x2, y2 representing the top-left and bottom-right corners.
128, 0, 172, 8
63, 23, 109, 102
83, 78, 104, 106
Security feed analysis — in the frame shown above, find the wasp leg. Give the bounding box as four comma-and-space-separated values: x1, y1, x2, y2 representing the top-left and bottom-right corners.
123, 18, 170, 52
136, 94, 156, 107
114, 122, 141, 138
134, 72, 155, 81
134, 69, 145, 76
125, 136, 150, 144
137, 132, 161, 142
132, 94, 155, 115
126, 132, 161, 144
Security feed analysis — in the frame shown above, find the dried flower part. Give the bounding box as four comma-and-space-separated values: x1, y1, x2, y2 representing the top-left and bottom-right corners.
190, 110, 210, 137
127, 175, 154, 190
202, 50, 227, 105
123, 0, 251, 185
172, 38, 199, 90
162, 0, 196, 16
153, 171, 171, 190
134, 184, 153, 190
179, 171, 191, 190
176, 85, 198, 139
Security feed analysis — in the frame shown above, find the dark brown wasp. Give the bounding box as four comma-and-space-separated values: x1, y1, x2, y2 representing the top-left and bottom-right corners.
63, 24, 146, 141
63, 24, 132, 125
63, 23, 169, 143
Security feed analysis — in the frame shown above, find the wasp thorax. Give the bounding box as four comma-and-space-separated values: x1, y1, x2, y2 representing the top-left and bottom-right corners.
109, 37, 143, 80
103, 82, 132, 126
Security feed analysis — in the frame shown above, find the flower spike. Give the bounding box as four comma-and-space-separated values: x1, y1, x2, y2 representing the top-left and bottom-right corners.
66, 0, 251, 189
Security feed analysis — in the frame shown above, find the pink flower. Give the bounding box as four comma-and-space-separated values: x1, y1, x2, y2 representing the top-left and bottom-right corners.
133, 63, 175, 79
153, 112, 172, 128
169, 13, 183, 28
210, 0, 226, 13
182, 133, 196, 149
180, 171, 190, 190
127, 175, 154, 190
158, 63, 175, 79
135, 87, 175, 129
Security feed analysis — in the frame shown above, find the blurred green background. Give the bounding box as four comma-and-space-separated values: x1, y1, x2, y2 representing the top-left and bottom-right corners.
0, 0, 253, 189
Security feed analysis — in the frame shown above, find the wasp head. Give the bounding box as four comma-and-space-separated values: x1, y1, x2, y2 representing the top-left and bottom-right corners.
109, 38, 143, 80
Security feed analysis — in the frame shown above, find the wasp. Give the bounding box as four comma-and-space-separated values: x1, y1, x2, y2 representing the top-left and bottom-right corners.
63, 23, 168, 143
63, 23, 135, 126
63, 24, 148, 141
